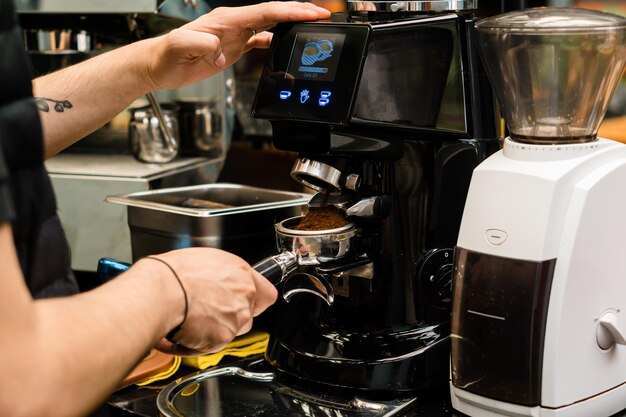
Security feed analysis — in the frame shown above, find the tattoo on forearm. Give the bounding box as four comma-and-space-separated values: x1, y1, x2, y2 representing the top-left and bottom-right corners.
34, 97, 73, 113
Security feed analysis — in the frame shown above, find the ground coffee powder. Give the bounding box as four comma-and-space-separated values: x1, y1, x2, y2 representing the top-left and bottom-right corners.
295, 206, 349, 231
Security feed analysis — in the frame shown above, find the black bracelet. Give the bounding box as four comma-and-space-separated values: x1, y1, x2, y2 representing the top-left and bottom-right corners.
146, 256, 189, 337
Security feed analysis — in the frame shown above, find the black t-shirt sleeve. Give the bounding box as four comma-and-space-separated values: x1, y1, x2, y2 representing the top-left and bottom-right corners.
0, 0, 34, 224
0, 140, 15, 222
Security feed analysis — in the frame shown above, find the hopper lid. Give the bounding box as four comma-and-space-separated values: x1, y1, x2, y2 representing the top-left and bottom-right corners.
476, 7, 626, 33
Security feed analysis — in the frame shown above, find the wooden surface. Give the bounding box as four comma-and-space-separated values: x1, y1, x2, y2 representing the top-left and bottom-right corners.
599, 116, 626, 143
118, 350, 176, 390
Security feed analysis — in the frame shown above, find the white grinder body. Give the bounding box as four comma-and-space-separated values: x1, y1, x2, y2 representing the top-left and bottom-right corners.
451, 138, 626, 417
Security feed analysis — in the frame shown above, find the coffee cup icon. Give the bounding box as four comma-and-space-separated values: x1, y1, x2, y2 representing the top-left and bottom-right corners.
318, 40, 334, 59
301, 40, 334, 65
302, 42, 323, 65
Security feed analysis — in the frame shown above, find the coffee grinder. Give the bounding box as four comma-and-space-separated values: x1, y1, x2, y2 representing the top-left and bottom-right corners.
450, 8, 626, 417
252, 0, 500, 392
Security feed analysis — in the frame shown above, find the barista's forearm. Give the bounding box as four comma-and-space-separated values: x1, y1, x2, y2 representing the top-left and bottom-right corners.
32, 38, 159, 159
26, 261, 183, 417
0, 224, 183, 417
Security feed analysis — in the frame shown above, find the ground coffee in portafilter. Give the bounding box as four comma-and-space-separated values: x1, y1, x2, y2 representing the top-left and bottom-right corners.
295, 206, 349, 231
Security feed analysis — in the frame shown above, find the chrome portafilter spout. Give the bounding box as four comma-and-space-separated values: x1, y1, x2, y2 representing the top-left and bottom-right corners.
290, 156, 392, 221
251, 216, 358, 306
308, 192, 393, 222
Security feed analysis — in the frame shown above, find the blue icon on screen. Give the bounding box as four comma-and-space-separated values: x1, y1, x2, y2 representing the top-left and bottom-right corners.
279, 91, 292, 100
300, 90, 310, 104
318, 91, 332, 106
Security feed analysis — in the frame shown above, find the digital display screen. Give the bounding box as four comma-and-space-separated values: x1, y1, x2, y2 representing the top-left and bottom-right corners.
252, 23, 370, 124
286, 32, 346, 82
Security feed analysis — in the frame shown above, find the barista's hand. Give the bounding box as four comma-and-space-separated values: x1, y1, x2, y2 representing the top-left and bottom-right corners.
141, 248, 277, 356
144, 1, 330, 90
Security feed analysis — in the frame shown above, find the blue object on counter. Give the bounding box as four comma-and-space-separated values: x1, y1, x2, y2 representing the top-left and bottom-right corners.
97, 258, 130, 283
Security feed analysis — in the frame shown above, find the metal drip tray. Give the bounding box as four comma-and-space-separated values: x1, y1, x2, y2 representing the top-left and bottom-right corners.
157, 359, 418, 417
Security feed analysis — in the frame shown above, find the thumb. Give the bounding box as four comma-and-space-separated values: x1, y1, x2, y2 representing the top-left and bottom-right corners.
244, 31, 273, 53
251, 269, 278, 316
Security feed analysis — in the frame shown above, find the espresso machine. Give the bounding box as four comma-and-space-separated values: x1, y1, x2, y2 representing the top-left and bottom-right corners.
250, 0, 500, 394
450, 8, 626, 417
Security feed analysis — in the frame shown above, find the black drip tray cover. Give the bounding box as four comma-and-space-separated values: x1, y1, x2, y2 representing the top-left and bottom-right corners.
157, 359, 417, 417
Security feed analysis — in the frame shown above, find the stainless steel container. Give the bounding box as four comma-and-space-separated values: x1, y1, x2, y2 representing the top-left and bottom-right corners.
106, 183, 309, 263
129, 103, 180, 164
177, 98, 224, 157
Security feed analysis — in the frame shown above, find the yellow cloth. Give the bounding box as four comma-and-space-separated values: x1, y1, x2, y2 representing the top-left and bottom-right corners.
183, 330, 269, 370
136, 355, 182, 386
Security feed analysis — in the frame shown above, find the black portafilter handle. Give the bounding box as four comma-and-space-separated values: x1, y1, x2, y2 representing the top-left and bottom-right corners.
252, 252, 298, 286
253, 258, 284, 285
254, 252, 336, 306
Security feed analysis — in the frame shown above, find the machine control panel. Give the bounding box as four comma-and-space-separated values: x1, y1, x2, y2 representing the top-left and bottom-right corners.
252, 22, 370, 124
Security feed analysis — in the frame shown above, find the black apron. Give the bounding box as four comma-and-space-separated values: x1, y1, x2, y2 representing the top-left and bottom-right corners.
0, 0, 79, 298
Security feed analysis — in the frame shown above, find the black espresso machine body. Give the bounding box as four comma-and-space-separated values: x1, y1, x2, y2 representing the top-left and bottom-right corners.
252, 9, 500, 393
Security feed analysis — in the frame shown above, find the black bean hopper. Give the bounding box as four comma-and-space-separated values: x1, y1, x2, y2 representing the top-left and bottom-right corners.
153, 1, 501, 415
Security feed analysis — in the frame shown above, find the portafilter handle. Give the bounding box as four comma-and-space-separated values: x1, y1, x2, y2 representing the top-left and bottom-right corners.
253, 252, 298, 286
252, 251, 335, 306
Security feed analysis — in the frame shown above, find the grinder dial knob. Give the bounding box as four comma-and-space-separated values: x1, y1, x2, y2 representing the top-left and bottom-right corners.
417, 248, 454, 310
596, 311, 626, 350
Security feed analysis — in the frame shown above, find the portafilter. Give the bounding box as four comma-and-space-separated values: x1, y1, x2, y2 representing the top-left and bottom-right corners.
252, 215, 358, 305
